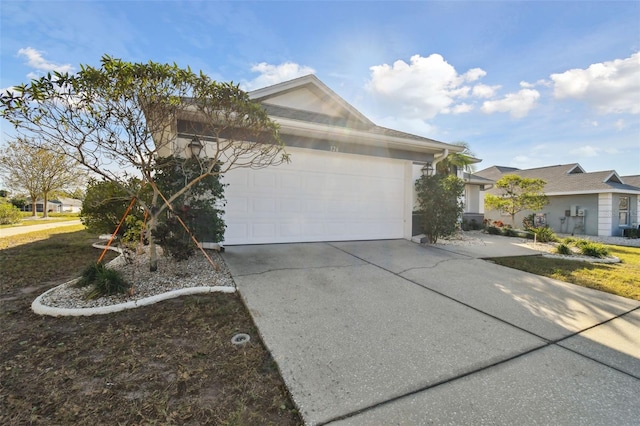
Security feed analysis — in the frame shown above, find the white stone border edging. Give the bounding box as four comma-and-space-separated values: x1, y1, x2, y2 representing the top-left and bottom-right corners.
31, 243, 236, 317
32, 285, 236, 317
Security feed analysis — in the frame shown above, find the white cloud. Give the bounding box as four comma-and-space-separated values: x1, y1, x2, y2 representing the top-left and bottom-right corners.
615, 119, 626, 130
481, 89, 540, 118
461, 68, 486, 82
451, 103, 474, 114
367, 54, 489, 119
550, 52, 640, 114
472, 84, 500, 98
242, 62, 315, 91
570, 145, 600, 157
17, 47, 73, 74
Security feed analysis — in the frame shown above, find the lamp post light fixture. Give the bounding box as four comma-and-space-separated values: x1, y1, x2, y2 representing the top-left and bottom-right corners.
422, 162, 434, 176
188, 136, 203, 158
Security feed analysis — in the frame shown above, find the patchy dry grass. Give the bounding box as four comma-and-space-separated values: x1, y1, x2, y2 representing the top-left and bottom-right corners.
490, 245, 640, 301
0, 228, 302, 425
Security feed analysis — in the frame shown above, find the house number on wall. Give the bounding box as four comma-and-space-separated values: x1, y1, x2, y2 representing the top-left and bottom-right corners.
330, 145, 339, 152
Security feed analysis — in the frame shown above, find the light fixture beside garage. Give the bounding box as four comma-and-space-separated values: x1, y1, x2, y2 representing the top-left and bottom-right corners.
422, 162, 434, 176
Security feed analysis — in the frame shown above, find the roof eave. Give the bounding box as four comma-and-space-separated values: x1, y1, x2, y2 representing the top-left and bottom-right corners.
275, 117, 454, 155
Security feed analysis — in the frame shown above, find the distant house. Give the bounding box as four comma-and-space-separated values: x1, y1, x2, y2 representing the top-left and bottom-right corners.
25, 197, 82, 213
476, 163, 640, 237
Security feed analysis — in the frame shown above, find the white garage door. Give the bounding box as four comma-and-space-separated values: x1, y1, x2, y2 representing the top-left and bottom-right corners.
223, 148, 408, 245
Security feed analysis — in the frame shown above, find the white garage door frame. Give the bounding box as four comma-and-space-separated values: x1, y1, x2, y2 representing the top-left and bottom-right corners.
222, 147, 413, 245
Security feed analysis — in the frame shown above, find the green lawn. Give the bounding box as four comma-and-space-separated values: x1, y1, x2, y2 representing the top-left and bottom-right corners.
490, 245, 640, 301
0, 214, 80, 229
0, 225, 110, 286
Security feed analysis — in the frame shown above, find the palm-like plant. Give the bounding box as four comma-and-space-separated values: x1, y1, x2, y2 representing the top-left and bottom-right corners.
436, 141, 477, 176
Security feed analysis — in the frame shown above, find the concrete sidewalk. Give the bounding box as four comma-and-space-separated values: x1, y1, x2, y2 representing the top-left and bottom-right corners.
0, 220, 83, 238
224, 239, 640, 425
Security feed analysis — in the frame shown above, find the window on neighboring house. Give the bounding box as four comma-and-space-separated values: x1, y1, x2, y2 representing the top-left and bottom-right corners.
619, 196, 630, 226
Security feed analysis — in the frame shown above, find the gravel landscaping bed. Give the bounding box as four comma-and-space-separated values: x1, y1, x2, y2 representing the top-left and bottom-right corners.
432, 230, 621, 263
38, 246, 234, 310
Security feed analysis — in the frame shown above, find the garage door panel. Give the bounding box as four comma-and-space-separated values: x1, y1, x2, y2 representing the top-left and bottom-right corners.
223, 149, 407, 244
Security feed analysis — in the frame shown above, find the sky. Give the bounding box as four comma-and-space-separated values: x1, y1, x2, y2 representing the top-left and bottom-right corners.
1, 0, 639, 176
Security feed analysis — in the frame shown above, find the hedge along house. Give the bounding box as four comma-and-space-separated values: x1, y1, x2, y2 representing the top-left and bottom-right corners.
476, 164, 640, 237
159, 75, 466, 245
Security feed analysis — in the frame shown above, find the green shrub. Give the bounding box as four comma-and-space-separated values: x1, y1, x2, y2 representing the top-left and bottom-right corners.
574, 239, 590, 249
562, 236, 578, 245
486, 226, 501, 235
414, 174, 465, 244
152, 220, 195, 261
503, 227, 518, 237
556, 243, 572, 255
74, 262, 104, 288
86, 267, 130, 299
0, 199, 22, 224
74, 262, 130, 298
461, 219, 482, 231
579, 242, 610, 258
531, 226, 557, 243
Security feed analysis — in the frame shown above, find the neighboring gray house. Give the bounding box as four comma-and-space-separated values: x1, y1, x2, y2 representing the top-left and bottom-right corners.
476, 163, 640, 237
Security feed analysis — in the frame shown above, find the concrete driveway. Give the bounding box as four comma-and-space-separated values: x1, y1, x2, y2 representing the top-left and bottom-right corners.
223, 240, 640, 425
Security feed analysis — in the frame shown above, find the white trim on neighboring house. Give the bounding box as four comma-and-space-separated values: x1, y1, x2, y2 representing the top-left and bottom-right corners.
547, 189, 640, 196
567, 164, 586, 174
598, 193, 613, 236
603, 171, 623, 183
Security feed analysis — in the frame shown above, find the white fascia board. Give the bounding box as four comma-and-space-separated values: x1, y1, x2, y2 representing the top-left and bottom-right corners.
275, 117, 455, 154
546, 189, 640, 196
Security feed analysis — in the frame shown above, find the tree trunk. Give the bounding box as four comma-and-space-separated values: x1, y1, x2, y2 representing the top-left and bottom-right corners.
31, 199, 37, 217
148, 190, 159, 272
43, 193, 49, 218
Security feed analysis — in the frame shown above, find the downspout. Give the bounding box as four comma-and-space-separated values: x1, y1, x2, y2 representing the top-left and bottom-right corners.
432, 149, 448, 174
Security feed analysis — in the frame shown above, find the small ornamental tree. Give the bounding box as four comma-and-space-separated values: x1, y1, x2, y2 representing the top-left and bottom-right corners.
1, 55, 288, 272
415, 174, 465, 244
484, 174, 548, 226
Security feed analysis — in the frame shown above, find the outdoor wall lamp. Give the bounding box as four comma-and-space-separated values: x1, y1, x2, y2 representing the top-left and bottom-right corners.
422, 162, 434, 176
188, 136, 203, 158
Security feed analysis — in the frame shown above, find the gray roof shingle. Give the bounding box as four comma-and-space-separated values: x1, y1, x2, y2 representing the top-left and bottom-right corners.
476, 164, 640, 194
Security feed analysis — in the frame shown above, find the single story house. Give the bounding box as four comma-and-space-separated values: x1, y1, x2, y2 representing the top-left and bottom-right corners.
25, 197, 82, 213
476, 163, 640, 237
160, 75, 472, 245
